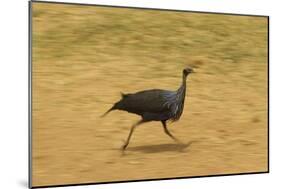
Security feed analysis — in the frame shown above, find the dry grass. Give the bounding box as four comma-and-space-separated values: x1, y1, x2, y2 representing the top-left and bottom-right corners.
32, 2, 268, 187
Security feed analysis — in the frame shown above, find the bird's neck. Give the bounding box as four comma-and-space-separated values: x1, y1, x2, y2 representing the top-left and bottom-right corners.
171, 74, 187, 121
178, 74, 187, 92
182, 74, 187, 88
176, 74, 187, 99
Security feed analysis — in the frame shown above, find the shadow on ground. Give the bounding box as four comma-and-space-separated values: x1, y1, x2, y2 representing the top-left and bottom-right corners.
124, 141, 195, 154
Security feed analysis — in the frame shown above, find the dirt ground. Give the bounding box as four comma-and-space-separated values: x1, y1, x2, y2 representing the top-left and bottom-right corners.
31, 2, 268, 187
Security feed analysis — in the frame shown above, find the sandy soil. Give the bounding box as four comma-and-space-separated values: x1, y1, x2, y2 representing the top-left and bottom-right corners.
31, 2, 268, 187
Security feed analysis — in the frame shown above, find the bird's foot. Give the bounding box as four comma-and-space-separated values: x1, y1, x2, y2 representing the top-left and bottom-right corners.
121, 142, 128, 151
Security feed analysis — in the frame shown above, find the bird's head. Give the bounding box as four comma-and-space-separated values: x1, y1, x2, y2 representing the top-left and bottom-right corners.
183, 67, 194, 76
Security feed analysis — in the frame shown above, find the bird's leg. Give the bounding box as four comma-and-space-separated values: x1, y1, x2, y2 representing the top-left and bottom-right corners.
161, 120, 181, 143
122, 120, 143, 150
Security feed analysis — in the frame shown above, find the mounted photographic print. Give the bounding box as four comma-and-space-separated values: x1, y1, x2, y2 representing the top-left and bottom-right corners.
29, 1, 269, 188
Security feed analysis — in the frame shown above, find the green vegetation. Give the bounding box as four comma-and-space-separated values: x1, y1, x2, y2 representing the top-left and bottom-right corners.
33, 3, 267, 78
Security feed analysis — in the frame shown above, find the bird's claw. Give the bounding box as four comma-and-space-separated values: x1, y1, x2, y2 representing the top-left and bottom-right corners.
121, 142, 128, 151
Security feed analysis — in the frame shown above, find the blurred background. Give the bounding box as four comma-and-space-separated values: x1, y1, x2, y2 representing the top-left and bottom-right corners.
32, 2, 268, 187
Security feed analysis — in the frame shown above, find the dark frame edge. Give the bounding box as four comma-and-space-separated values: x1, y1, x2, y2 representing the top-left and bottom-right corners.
31, 0, 269, 18
267, 16, 270, 173
31, 171, 269, 189
28, 0, 33, 188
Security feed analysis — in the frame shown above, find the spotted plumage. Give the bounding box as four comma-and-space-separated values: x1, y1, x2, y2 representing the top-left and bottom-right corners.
102, 67, 194, 150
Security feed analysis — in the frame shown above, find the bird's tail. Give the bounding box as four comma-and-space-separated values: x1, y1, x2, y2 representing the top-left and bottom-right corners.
100, 106, 115, 118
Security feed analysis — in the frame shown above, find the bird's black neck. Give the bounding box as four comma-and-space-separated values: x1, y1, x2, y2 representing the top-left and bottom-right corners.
176, 84, 186, 102
177, 74, 187, 93
178, 75, 188, 103
172, 74, 187, 121
182, 74, 187, 88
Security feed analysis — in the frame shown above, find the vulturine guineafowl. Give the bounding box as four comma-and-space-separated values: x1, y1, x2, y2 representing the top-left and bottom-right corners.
102, 67, 194, 150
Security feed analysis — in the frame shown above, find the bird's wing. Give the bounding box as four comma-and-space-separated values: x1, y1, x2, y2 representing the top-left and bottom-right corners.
117, 89, 175, 114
